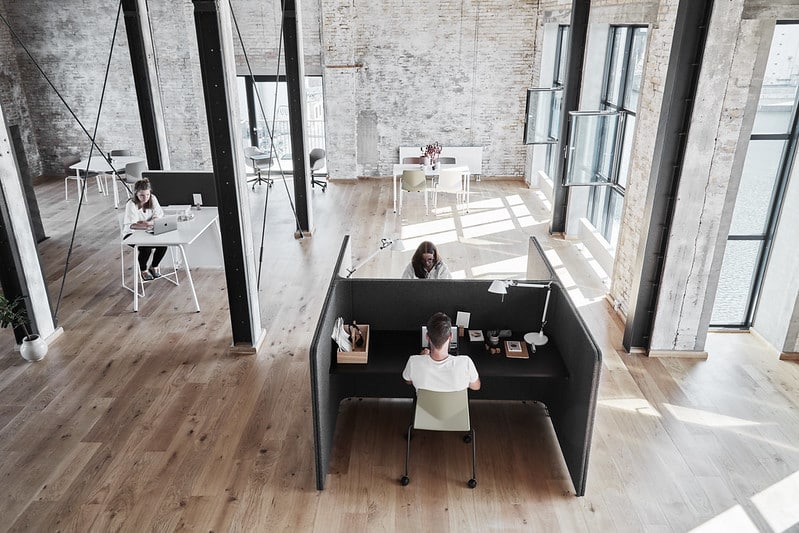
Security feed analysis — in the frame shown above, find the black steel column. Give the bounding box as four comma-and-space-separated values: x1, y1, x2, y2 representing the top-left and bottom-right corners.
623, 0, 714, 351
193, 0, 253, 344
121, 0, 163, 169
549, 0, 589, 234
282, 0, 311, 233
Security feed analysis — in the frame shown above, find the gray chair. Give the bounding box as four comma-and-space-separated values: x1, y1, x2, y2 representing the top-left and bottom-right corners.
438, 156, 456, 164
400, 388, 476, 488
63, 155, 101, 202
244, 146, 274, 189
402, 156, 421, 164
399, 169, 428, 215
309, 148, 328, 191
104, 149, 132, 194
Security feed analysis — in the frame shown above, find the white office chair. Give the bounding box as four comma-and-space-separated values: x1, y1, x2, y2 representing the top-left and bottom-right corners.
64, 156, 103, 202
244, 146, 274, 189
399, 169, 428, 215
432, 168, 468, 212
118, 214, 181, 297
400, 388, 476, 488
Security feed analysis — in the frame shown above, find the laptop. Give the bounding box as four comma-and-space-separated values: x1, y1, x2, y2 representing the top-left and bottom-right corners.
148, 215, 178, 235
421, 326, 459, 353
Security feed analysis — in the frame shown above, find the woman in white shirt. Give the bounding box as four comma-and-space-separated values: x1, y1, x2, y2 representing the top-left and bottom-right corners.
401, 241, 452, 279
123, 178, 166, 281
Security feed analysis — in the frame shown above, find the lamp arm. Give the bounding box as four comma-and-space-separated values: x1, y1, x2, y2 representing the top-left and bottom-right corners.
345, 239, 394, 278
538, 282, 552, 331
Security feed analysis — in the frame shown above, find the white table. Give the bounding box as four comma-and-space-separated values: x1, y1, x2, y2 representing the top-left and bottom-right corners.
69, 155, 144, 208
392, 164, 471, 213
123, 207, 221, 312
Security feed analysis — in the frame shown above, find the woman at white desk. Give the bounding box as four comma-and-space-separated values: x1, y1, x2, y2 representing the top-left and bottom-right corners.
401, 241, 452, 279
124, 178, 166, 281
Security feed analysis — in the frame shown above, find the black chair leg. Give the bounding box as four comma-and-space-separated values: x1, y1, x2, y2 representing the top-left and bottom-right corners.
400, 424, 412, 486
467, 428, 477, 488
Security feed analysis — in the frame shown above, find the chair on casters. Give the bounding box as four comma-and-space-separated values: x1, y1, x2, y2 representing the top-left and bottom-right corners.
309, 148, 328, 191
400, 388, 476, 488
244, 146, 274, 189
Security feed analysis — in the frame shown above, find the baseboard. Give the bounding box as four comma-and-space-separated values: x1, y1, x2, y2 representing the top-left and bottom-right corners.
647, 349, 709, 359
779, 352, 799, 361
228, 328, 268, 356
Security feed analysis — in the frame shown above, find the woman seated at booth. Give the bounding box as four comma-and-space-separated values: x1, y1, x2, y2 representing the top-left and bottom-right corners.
401, 241, 452, 279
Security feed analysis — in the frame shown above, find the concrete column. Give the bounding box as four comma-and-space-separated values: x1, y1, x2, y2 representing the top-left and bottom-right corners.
0, 101, 59, 344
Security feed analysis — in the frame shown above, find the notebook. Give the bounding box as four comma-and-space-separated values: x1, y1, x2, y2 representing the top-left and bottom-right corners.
149, 215, 178, 235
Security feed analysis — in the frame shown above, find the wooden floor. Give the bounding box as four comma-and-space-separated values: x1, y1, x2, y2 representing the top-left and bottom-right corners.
1, 175, 798, 532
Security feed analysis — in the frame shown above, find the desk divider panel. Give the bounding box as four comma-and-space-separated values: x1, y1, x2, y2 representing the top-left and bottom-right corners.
310, 236, 601, 495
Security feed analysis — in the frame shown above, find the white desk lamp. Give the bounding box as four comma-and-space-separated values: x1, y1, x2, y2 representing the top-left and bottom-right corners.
345, 238, 405, 278
487, 279, 552, 346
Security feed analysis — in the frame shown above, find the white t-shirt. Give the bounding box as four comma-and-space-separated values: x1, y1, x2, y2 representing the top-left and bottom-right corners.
401, 261, 452, 279
402, 354, 479, 392
123, 195, 164, 227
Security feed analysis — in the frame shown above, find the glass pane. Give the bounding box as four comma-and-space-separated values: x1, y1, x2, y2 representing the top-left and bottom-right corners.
710, 240, 763, 325
729, 139, 785, 235
752, 25, 799, 134
623, 27, 648, 111
566, 112, 619, 185
607, 189, 623, 247
616, 114, 635, 190
548, 89, 563, 139
524, 89, 561, 144
587, 186, 607, 234
556, 26, 570, 85
604, 28, 628, 106
305, 77, 326, 151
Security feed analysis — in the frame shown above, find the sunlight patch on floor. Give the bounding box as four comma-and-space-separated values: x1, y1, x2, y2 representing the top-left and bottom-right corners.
598, 398, 661, 417
470, 256, 529, 279
752, 470, 799, 532
400, 218, 457, 239
689, 505, 759, 533
662, 403, 760, 428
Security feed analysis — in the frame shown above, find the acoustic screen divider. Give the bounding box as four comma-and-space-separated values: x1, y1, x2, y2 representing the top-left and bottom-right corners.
142, 170, 218, 206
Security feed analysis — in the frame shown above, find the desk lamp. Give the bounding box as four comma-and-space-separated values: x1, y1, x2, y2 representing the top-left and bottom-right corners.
345, 238, 406, 278
487, 280, 552, 346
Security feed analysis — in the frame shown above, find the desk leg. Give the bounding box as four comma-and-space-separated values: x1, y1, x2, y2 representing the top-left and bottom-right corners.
465, 172, 470, 213
393, 174, 397, 212
133, 245, 139, 312
112, 172, 120, 208
179, 245, 201, 312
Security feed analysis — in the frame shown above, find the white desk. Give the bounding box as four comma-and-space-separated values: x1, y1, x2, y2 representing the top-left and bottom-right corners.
69, 155, 144, 208
392, 164, 471, 213
123, 207, 221, 312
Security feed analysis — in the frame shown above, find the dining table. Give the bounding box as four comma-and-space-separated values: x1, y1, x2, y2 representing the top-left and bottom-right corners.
391, 163, 471, 213
69, 154, 145, 208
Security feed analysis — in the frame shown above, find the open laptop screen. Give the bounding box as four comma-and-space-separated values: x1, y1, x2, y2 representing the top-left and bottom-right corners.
421, 326, 458, 351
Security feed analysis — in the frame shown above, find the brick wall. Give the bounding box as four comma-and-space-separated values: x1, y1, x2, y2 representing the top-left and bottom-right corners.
320, 0, 539, 179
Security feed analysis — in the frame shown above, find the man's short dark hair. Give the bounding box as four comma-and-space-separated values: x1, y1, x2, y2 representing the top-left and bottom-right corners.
427, 312, 452, 349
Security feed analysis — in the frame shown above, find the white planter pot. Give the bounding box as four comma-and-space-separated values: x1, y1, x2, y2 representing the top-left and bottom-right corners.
20, 334, 48, 362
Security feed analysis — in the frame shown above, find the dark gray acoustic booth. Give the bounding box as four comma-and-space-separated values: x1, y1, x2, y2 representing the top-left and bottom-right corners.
310, 236, 601, 495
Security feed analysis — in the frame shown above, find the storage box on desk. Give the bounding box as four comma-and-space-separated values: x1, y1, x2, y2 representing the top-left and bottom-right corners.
337, 324, 370, 364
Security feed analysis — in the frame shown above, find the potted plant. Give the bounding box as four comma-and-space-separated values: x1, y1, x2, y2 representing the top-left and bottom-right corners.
0, 293, 47, 362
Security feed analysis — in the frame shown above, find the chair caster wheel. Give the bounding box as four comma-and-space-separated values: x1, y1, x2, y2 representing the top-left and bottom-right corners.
467, 478, 477, 489
400, 476, 410, 486
463, 434, 472, 444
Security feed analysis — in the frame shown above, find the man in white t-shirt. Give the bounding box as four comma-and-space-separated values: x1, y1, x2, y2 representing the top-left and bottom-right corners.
402, 312, 481, 392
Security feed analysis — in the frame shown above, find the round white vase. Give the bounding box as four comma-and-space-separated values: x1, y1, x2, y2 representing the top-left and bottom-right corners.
20, 334, 48, 362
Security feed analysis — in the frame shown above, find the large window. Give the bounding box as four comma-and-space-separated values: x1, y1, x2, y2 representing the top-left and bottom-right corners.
524, 25, 568, 179
711, 22, 799, 327
563, 25, 647, 248
237, 76, 326, 170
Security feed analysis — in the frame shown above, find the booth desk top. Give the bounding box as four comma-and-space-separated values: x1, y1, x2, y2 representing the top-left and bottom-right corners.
333, 330, 569, 379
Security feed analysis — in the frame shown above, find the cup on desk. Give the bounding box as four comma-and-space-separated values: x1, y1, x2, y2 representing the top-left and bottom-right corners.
488, 331, 500, 347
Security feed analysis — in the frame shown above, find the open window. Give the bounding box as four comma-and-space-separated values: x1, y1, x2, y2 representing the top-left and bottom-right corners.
565, 111, 621, 186
523, 88, 564, 145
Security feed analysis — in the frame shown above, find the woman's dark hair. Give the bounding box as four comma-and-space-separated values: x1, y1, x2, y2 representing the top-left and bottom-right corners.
132, 178, 154, 210
426, 312, 452, 349
411, 241, 440, 278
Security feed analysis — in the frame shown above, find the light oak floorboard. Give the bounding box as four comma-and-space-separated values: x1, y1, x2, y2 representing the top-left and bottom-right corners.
0, 175, 797, 532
